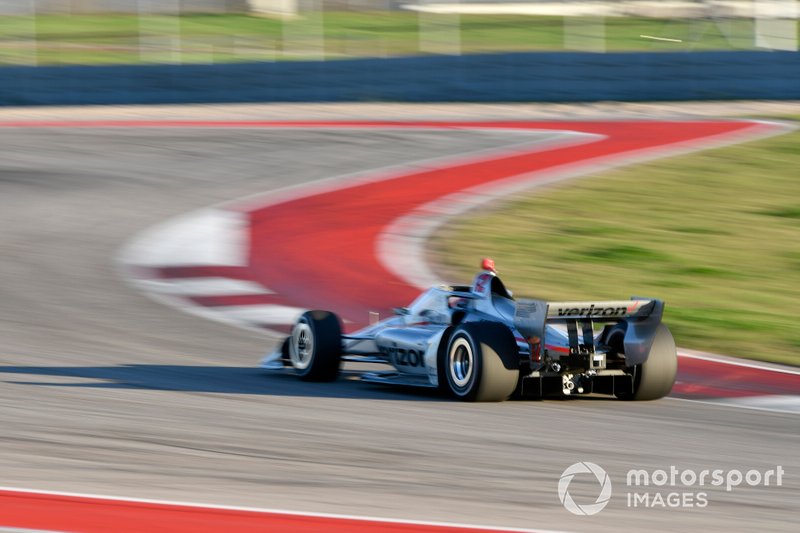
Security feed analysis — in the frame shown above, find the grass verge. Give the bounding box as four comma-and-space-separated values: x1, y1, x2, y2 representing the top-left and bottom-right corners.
432, 117, 800, 366
0, 13, 794, 65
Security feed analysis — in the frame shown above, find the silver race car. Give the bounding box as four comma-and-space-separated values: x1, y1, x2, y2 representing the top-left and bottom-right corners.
262, 259, 677, 402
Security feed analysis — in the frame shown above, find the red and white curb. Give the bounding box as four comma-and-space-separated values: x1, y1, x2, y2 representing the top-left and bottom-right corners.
113, 119, 800, 412
3, 118, 799, 532
118, 207, 302, 332
119, 124, 588, 332
672, 351, 800, 413
0, 487, 560, 533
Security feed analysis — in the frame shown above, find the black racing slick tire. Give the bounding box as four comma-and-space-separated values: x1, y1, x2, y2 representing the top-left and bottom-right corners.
612, 323, 677, 401
289, 310, 342, 382
442, 322, 520, 402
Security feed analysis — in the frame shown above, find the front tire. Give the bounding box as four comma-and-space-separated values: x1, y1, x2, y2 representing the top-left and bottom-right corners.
443, 322, 519, 402
289, 310, 342, 382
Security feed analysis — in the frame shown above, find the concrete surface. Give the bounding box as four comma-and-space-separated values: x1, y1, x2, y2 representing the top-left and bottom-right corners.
0, 104, 797, 532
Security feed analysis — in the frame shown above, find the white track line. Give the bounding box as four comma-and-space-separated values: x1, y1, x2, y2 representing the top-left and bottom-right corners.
679, 350, 800, 376
136, 278, 273, 296
211, 304, 307, 325
640, 34, 683, 42
0, 529, 62, 533
713, 395, 800, 414
667, 396, 800, 416
0, 486, 569, 533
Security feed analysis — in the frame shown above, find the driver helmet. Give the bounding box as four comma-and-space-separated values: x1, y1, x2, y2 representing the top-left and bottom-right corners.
472, 258, 497, 296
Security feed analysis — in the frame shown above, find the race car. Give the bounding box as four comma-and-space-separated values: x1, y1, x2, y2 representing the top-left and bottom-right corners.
261, 259, 677, 402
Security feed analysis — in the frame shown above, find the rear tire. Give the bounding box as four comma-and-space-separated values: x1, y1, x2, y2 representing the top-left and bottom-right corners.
443, 322, 519, 402
613, 323, 677, 401
289, 310, 342, 382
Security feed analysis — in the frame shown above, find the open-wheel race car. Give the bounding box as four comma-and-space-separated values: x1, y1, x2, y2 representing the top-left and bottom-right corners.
261, 259, 677, 402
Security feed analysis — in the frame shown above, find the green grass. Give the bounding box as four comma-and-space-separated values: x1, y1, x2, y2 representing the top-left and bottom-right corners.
0, 13, 794, 65
432, 117, 800, 366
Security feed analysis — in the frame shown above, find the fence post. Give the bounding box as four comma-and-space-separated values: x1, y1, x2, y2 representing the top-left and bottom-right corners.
755, 0, 799, 51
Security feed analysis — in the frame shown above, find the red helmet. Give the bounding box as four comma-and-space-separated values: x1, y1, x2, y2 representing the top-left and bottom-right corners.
481, 257, 496, 272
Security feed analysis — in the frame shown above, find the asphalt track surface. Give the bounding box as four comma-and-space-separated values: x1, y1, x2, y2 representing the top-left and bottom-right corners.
0, 121, 798, 532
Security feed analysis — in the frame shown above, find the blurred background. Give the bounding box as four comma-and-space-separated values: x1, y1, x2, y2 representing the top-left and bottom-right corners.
0, 3, 798, 532
0, 0, 796, 65
0, 2, 797, 363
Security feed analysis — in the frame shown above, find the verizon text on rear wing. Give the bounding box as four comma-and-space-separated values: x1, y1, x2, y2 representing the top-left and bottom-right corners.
547, 300, 656, 319
514, 297, 665, 366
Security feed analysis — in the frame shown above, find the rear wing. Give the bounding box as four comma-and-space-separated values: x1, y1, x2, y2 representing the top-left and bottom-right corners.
514, 297, 665, 365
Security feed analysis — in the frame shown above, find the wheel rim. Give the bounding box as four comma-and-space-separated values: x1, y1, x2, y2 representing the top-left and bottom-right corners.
290, 322, 313, 370
449, 337, 474, 389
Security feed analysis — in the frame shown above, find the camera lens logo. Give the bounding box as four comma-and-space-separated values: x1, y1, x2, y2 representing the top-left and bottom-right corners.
558, 462, 613, 516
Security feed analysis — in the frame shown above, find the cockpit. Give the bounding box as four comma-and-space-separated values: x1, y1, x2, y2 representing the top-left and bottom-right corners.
405, 287, 457, 325
400, 259, 518, 326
